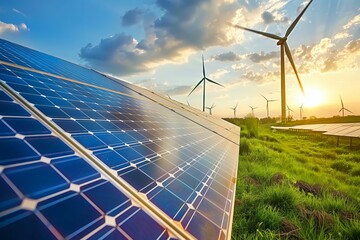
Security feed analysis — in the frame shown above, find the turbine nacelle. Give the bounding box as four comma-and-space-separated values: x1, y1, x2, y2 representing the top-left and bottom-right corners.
277, 37, 287, 46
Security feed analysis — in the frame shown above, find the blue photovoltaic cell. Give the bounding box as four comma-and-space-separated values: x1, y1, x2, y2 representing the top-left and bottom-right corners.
5, 162, 69, 199
0, 88, 169, 239
0, 39, 240, 239
3, 117, 51, 135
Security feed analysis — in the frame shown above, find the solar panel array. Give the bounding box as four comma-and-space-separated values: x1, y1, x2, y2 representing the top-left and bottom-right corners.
0, 39, 240, 239
271, 123, 360, 138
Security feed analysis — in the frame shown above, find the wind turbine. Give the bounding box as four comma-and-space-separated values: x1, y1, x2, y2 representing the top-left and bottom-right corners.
249, 105, 257, 117
261, 94, 277, 118
339, 96, 353, 117
206, 103, 216, 115
188, 55, 224, 112
299, 103, 304, 120
230, 0, 314, 122
287, 105, 294, 119
231, 103, 238, 118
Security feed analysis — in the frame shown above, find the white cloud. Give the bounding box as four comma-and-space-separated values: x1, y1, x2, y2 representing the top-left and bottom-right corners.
209, 68, 229, 80
80, 0, 240, 76
12, 8, 26, 17
19, 23, 29, 31
0, 21, 29, 35
343, 14, 360, 30
0, 22, 19, 34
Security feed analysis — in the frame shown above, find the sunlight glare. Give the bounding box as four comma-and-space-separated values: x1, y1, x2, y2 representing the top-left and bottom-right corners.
302, 88, 325, 108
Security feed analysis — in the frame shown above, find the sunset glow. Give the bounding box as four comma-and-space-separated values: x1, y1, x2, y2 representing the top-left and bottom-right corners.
302, 88, 325, 108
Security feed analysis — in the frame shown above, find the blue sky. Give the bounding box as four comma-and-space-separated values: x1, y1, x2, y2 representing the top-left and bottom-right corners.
1, 0, 359, 118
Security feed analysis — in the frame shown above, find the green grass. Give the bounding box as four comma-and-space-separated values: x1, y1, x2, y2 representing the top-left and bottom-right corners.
230, 118, 360, 239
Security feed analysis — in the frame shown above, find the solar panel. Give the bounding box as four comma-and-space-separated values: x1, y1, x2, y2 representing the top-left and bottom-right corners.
0, 38, 240, 239
272, 123, 360, 139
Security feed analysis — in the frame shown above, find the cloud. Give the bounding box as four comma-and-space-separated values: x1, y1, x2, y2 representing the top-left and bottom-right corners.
80, 0, 242, 76
343, 14, 360, 30
291, 12, 360, 75
261, 11, 274, 24
231, 63, 247, 71
19, 23, 28, 31
333, 13, 360, 40
12, 8, 26, 17
246, 51, 279, 63
209, 68, 229, 80
122, 8, 144, 26
211, 51, 241, 61
297, 1, 311, 15
242, 70, 280, 83
79, 33, 152, 75
293, 38, 360, 74
79, 0, 311, 79
0, 21, 29, 35
261, 11, 289, 24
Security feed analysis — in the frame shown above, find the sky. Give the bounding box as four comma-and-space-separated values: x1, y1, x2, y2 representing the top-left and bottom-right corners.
1, 0, 359, 119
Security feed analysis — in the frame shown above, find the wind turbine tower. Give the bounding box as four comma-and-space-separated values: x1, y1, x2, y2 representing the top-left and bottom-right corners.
249, 105, 257, 117
188, 55, 224, 112
206, 104, 216, 115
339, 96, 353, 117
230, 0, 314, 122
299, 103, 304, 120
261, 94, 277, 118
287, 105, 294, 119
231, 103, 238, 118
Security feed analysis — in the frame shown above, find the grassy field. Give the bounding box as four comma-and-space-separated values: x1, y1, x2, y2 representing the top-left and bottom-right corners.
227, 118, 360, 239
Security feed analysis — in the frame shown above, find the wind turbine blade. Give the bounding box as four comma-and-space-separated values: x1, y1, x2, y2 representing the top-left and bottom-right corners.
230, 24, 282, 40
202, 55, 206, 78
339, 108, 343, 113
344, 108, 353, 113
205, 77, 225, 87
188, 78, 204, 96
235, 103, 238, 109
261, 94, 268, 101
285, 43, 304, 94
340, 96, 344, 108
285, 0, 313, 37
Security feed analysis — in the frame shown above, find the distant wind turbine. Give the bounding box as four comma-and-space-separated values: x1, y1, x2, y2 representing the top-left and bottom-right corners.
188, 55, 224, 112
186, 100, 191, 106
230, 0, 314, 122
261, 94, 277, 118
206, 103, 216, 115
287, 105, 294, 119
339, 96, 353, 117
231, 103, 238, 118
249, 105, 257, 117
299, 103, 304, 120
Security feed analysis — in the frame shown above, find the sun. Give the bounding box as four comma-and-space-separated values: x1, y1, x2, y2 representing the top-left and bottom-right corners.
302, 88, 325, 108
